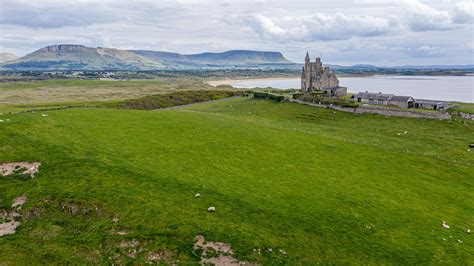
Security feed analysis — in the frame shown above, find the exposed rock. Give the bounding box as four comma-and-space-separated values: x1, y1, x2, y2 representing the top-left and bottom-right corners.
120, 239, 140, 248
194, 235, 233, 254
201, 255, 241, 266
0, 221, 21, 237
194, 235, 258, 266
0, 162, 41, 178
69, 206, 78, 216
12, 196, 26, 209
147, 252, 162, 263
146, 250, 176, 264
0, 196, 27, 236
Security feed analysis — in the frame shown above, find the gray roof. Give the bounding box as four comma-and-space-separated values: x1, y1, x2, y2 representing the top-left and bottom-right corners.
388, 95, 414, 102
353, 92, 378, 99
354, 92, 393, 100
415, 99, 446, 105
354, 92, 414, 102
375, 94, 394, 101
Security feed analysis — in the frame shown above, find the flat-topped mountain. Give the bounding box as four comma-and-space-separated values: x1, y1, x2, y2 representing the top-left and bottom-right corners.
131, 50, 292, 66
1, 45, 162, 70
1, 45, 294, 70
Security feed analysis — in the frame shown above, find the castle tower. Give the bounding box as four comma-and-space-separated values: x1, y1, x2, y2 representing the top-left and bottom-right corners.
315, 57, 322, 70
303, 52, 312, 91
301, 52, 341, 92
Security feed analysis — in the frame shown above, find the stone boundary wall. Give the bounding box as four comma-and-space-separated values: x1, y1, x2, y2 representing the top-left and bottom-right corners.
458, 112, 474, 120
290, 99, 452, 120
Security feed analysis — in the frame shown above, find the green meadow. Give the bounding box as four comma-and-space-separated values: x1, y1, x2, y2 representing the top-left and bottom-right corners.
0, 96, 473, 264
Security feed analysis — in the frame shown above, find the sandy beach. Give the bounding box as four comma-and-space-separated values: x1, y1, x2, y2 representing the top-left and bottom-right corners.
207, 77, 299, 87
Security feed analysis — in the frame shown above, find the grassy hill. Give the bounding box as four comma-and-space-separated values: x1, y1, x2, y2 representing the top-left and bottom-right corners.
1, 45, 162, 71
0, 97, 472, 264
1, 45, 294, 70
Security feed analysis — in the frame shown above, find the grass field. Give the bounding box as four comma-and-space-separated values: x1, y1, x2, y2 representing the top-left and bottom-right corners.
0, 97, 473, 264
0, 79, 223, 108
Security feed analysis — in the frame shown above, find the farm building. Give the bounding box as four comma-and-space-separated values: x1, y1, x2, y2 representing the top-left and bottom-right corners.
414, 99, 447, 110
389, 96, 415, 108
324, 86, 348, 97
352, 92, 415, 108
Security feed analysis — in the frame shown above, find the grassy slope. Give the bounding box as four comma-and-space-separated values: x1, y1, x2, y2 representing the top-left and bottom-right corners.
0, 98, 473, 264
0, 79, 219, 108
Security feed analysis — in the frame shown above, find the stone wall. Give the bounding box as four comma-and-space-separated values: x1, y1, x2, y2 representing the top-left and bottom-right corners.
291, 99, 452, 120
332, 105, 451, 120
459, 112, 474, 120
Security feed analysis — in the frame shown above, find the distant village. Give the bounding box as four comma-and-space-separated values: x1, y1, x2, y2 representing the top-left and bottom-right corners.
301, 53, 448, 111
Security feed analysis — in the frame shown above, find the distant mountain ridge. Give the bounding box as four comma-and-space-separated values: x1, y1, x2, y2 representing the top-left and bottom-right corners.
1, 45, 472, 71
0, 52, 19, 63
1, 44, 294, 70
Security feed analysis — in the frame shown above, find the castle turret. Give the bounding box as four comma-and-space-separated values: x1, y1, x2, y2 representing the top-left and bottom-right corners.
315, 57, 322, 69
305, 52, 310, 63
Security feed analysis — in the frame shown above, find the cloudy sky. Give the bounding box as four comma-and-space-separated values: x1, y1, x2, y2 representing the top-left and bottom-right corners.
0, 0, 473, 66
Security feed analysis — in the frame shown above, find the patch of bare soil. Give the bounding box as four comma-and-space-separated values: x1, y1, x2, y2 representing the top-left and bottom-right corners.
194, 235, 258, 266
0, 196, 26, 236
146, 250, 176, 264
0, 162, 41, 178
12, 196, 26, 209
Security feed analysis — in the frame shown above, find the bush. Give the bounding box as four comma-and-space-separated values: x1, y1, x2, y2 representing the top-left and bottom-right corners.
253, 91, 268, 99
340, 102, 359, 108
296, 93, 358, 107
252, 92, 284, 102
292, 93, 304, 99
116, 90, 243, 110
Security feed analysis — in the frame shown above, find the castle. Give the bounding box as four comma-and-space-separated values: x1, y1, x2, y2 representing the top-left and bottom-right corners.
301, 52, 347, 97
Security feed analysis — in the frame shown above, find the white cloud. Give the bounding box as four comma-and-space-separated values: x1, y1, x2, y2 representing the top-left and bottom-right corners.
412, 45, 443, 57
228, 13, 393, 41
452, 2, 474, 23
0, 0, 472, 65
399, 0, 454, 31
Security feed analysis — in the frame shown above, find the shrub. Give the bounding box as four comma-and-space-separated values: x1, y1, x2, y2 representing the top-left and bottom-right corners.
340, 102, 359, 108
116, 90, 243, 110
252, 92, 284, 102
292, 93, 304, 99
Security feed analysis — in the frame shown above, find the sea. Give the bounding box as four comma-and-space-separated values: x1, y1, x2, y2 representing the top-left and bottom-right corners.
232, 75, 474, 103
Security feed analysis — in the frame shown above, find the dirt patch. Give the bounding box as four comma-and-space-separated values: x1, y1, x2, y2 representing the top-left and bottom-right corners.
119, 239, 140, 248
0, 196, 26, 236
194, 235, 257, 266
201, 255, 242, 266
146, 250, 176, 264
12, 196, 27, 209
194, 235, 233, 254
0, 221, 21, 236
0, 162, 41, 178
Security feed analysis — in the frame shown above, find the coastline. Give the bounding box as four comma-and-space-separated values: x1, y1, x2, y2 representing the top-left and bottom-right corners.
207, 77, 299, 87
207, 75, 474, 103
